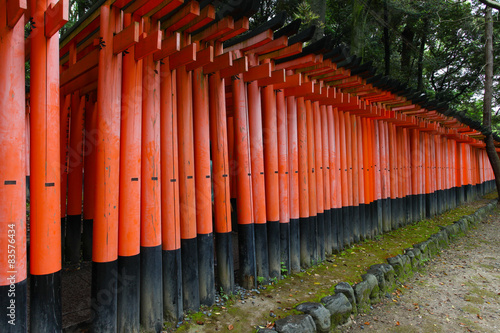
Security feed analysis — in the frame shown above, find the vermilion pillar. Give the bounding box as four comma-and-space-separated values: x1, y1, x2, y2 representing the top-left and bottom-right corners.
83, 99, 96, 261
286, 96, 300, 272
209, 69, 234, 294
305, 100, 318, 263
194, 66, 216, 303
333, 108, 344, 250
328, 106, 341, 251
66, 93, 85, 264
0, 3, 28, 330
161, 61, 183, 320
92, 5, 121, 331
262, 85, 281, 279
313, 102, 325, 262
297, 97, 311, 267
277, 90, 290, 272
117, 16, 142, 331
338, 110, 349, 246
248, 81, 269, 282
30, 0, 65, 330
177, 62, 199, 311
320, 105, 332, 254
345, 112, 355, 244
232, 74, 256, 289
60, 95, 70, 262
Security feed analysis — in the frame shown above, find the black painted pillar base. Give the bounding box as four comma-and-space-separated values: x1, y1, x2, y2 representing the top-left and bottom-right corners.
336, 208, 344, 251
342, 207, 351, 248
230, 198, 238, 232
65, 214, 82, 265
299, 217, 311, 268
61, 217, 66, 263
390, 198, 398, 230
359, 204, 366, 241
32, 272, 62, 332
381, 198, 391, 233
254, 224, 269, 283
352, 205, 360, 243
82, 218, 93, 261
237, 225, 256, 289
140, 245, 163, 332
317, 212, 325, 262
330, 209, 339, 252
309, 215, 318, 264
162, 249, 183, 321
215, 232, 234, 294
290, 218, 300, 273
1, 279, 27, 332
91, 261, 117, 332
324, 209, 332, 255
279, 222, 290, 276
267, 220, 281, 279
198, 233, 215, 306
375, 200, 382, 237
117, 254, 140, 333
181, 238, 200, 312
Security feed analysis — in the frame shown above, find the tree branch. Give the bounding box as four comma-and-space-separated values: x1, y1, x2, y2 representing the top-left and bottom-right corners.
478, 0, 500, 11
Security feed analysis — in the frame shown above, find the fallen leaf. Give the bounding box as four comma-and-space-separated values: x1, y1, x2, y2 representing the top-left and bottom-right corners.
477, 314, 483, 320
396, 321, 400, 326
364, 322, 370, 325
228, 324, 234, 330
197, 321, 204, 325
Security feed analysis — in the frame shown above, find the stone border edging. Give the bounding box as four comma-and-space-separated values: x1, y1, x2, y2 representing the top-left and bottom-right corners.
257, 200, 497, 333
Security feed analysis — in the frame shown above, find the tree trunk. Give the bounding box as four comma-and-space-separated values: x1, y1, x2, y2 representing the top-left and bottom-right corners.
351, 0, 365, 57
310, 0, 327, 42
401, 23, 415, 83
482, 6, 500, 202
417, 18, 428, 91
383, 0, 390, 76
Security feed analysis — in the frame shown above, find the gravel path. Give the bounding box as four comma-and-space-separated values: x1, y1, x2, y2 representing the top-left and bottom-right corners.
341, 208, 500, 333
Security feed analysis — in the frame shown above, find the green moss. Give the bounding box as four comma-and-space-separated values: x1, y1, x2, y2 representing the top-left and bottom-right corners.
464, 295, 485, 304
461, 304, 480, 314
469, 287, 499, 299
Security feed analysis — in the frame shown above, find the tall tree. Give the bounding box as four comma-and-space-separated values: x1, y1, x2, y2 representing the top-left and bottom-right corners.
479, 0, 500, 201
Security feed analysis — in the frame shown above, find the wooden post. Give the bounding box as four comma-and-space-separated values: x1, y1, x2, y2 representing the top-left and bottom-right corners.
286, 96, 300, 272
313, 102, 325, 262
66, 94, 85, 264
277, 90, 290, 273
209, 69, 234, 294
232, 74, 257, 289
0, 2, 28, 329
297, 97, 311, 267
338, 110, 350, 246
60, 94, 70, 262
247, 80, 269, 282
117, 14, 142, 331
320, 105, 332, 254
83, 99, 96, 261
92, 5, 121, 331
262, 84, 281, 279
160, 60, 183, 320
193, 66, 216, 303
30, 0, 66, 330
333, 107, 344, 250
305, 100, 318, 263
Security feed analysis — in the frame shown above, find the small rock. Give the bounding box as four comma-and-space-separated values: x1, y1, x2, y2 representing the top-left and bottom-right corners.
321, 293, 352, 325
296, 302, 331, 333
274, 314, 316, 333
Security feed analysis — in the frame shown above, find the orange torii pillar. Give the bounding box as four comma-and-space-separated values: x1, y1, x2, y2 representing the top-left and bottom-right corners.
345, 112, 356, 243
389, 123, 401, 229
338, 110, 350, 246
435, 135, 443, 213
177, 58, 200, 311
59, 94, 70, 262
161, 59, 183, 320
333, 107, 345, 249
379, 119, 392, 232
117, 15, 142, 330
0, 1, 28, 329
277, 90, 291, 272
297, 96, 312, 266
248, 80, 269, 281
313, 102, 325, 261
305, 100, 318, 262
361, 117, 373, 238
372, 119, 384, 235
29, 0, 67, 330
328, 106, 342, 251
287, 96, 301, 272
66, 93, 85, 265
227, 116, 238, 232
456, 142, 465, 205
83, 98, 96, 261
410, 129, 420, 222
320, 105, 332, 254
91, 5, 121, 331
209, 68, 235, 294
140, 19, 163, 330
262, 84, 281, 279
354, 115, 366, 240
194, 65, 216, 304
232, 73, 257, 289
59, 94, 70, 261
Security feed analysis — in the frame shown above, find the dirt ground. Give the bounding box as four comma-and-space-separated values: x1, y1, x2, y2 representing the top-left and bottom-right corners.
341, 209, 500, 333
174, 202, 500, 333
